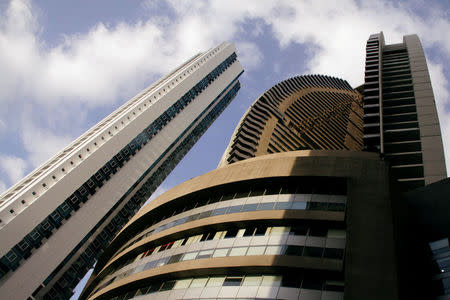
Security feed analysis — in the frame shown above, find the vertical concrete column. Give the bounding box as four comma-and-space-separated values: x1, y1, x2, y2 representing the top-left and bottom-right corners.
404, 35, 447, 184
345, 157, 398, 300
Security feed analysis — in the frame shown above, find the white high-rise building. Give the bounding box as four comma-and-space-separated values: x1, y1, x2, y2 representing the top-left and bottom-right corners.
0, 42, 243, 299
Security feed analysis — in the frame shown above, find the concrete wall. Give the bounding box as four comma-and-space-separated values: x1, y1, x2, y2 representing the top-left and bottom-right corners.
86, 150, 399, 300
404, 34, 447, 184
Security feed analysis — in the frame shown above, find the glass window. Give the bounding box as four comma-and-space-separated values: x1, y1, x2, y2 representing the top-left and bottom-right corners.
324, 280, 344, 292
429, 238, 449, 253
186, 234, 202, 245
323, 248, 344, 259
243, 275, 262, 286
437, 257, 450, 269
199, 210, 212, 219
132, 264, 145, 275
213, 248, 229, 257
265, 246, 284, 255
190, 277, 208, 288
270, 226, 290, 235
266, 186, 281, 195
135, 287, 149, 295
309, 227, 328, 237
172, 239, 184, 248
261, 275, 282, 287
302, 277, 323, 290
222, 192, 236, 201
229, 247, 248, 256
280, 186, 296, 194
186, 214, 200, 222
228, 205, 243, 214
291, 201, 307, 210
235, 191, 250, 198
327, 203, 345, 211
243, 227, 255, 237
174, 278, 192, 289
182, 252, 198, 261
155, 257, 168, 267
147, 283, 161, 294
285, 245, 303, 256
205, 232, 215, 241
144, 261, 156, 270
304, 247, 323, 257
327, 229, 345, 239
224, 228, 239, 239
236, 229, 246, 238
213, 231, 227, 240
257, 202, 275, 210
290, 225, 308, 236
247, 246, 266, 255
197, 250, 214, 259
281, 274, 302, 288
168, 254, 183, 264
241, 203, 258, 212
311, 194, 330, 202
249, 188, 265, 196
159, 280, 176, 291
212, 207, 228, 216
275, 201, 292, 210
206, 276, 225, 287
223, 276, 243, 286
254, 226, 268, 236
208, 195, 222, 204
308, 202, 328, 211
295, 194, 311, 202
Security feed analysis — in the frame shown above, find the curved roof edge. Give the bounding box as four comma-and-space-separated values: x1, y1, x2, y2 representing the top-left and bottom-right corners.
218, 74, 360, 167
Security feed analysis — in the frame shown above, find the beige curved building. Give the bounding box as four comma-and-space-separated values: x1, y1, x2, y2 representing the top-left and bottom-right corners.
219, 75, 363, 166
81, 150, 398, 300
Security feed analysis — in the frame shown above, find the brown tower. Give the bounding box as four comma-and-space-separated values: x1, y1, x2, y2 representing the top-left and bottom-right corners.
220, 75, 363, 166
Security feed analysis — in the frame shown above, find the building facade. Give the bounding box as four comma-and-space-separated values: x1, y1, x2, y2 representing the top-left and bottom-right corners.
363, 32, 446, 190
83, 33, 447, 299
220, 75, 363, 166
0, 42, 243, 299
81, 151, 398, 300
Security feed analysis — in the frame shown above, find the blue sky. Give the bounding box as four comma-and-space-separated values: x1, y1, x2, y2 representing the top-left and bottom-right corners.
0, 0, 448, 298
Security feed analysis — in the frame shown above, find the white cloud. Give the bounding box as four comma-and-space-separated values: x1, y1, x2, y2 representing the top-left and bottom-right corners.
171, 0, 448, 167
21, 117, 72, 168
0, 154, 27, 185
0, 180, 6, 194
1, 0, 445, 105
0, 0, 202, 107
428, 61, 450, 173
0, 0, 449, 175
235, 42, 263, 70
0, 118, 6, 134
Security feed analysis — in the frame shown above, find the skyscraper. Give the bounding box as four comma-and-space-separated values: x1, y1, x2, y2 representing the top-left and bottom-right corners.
80, 32, 447, 300
0, 42, 243, 299
363, 32, 446, 189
